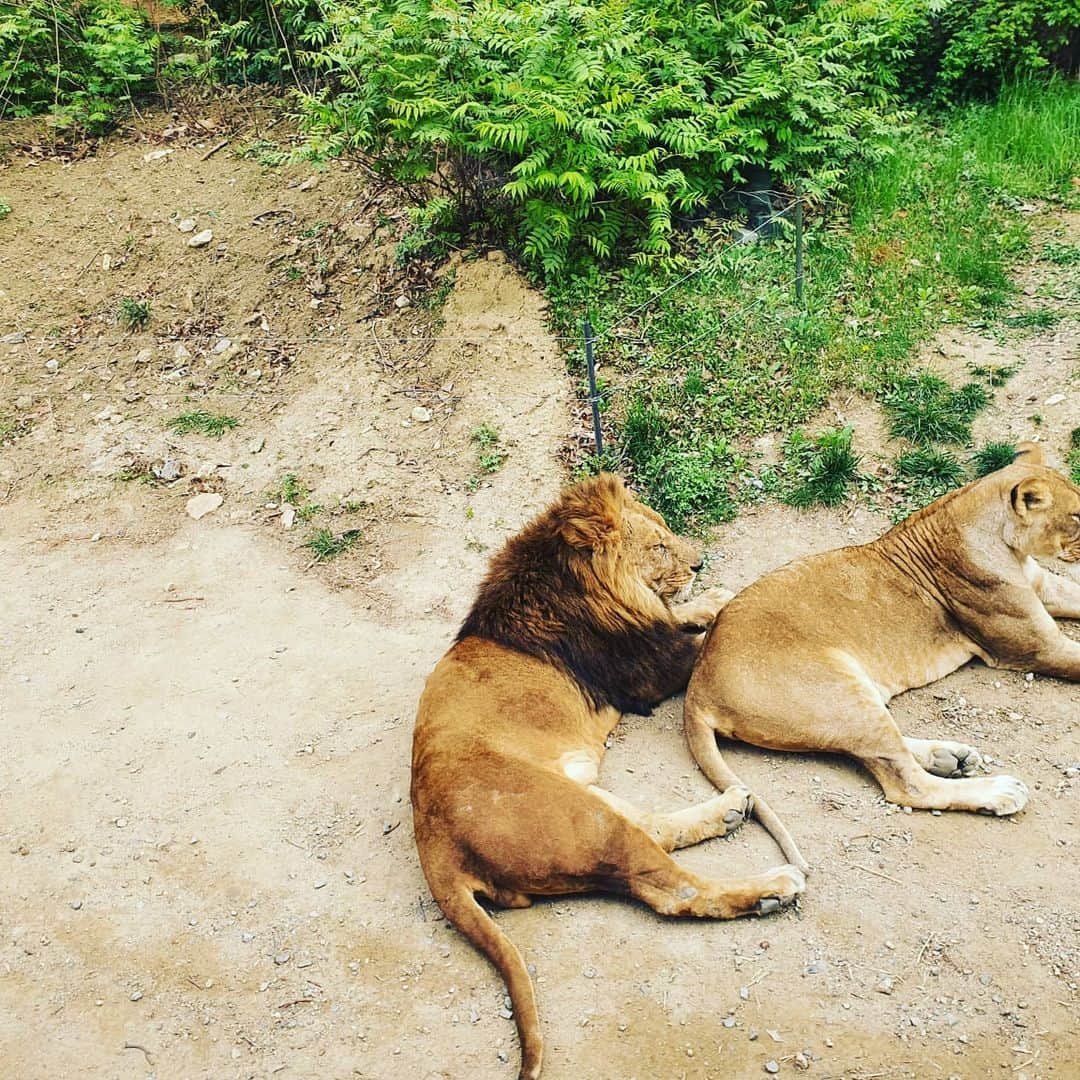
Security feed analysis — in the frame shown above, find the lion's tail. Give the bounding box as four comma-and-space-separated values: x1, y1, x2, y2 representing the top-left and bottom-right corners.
435, 877, 543, 1080
685, 704, 810, 874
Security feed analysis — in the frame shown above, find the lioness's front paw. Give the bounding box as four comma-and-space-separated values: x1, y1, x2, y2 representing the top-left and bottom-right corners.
928, 741, 984, 778
979, 775, 1029, 816
754, 865, 806, 915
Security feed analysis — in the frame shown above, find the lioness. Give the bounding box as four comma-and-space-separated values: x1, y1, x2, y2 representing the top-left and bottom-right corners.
686, 443, 1080, 872
412, 474, 805, 1079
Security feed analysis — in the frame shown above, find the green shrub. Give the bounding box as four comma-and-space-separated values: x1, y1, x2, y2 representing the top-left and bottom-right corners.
903, 1, 1079, 100
894, 446, 967, 506
301, 0, 919, 273
0, 0, 156, 131
182, 0, 332, 87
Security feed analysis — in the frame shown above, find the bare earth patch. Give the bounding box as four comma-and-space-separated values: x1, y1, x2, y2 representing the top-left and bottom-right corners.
1, 123, 1077, 1079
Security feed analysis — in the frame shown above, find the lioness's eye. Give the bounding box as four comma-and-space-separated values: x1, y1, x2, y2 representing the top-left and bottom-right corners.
654, 543, 667, 553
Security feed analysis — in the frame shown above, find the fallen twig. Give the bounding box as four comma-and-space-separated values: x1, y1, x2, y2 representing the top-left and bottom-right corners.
200, 137, 231, 161
851, 863, 903, 886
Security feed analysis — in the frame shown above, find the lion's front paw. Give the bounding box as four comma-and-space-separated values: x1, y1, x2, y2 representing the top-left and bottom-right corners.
978, 775, 1029, 816
711, 783, 754, 836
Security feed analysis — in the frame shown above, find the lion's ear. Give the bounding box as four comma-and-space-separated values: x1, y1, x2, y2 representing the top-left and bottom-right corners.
558, 474, 625, 552
1014, 441, 1044, 466
1011, 475, 1053, 519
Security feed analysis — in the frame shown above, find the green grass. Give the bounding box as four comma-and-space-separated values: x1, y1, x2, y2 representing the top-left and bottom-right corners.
881, 372, 989, 445
0, 200, 10, 221
167, 411, 240, 437
118, 297, 151, 330
955, 79, 1080, 203
971, 441, 1018, 478
1068, 428, 1080, 486
305, 527, 361, 562
894, 447, 967, 513
781, 426, 861, 508
1003, 309, 1060, 329
546, 80, 1080, 529
967, 361, 1017, 387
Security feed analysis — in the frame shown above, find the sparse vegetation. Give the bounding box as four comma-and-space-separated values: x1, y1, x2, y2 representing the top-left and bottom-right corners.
1004, 309, 1060, 330
117, 297, 150, 330
0, 200, 10, 220
305, 527, 361, 562
971, 441, 1018, 478
470, 424, 508, 476
1069, 428, 1080, 486
167, 411, 240, 438
967, 361, 1017, 387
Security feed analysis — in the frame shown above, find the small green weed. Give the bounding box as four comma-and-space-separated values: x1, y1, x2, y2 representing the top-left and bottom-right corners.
118, 297, 151, 330
881, 372, 989, 446
782, 427, 861, 508
967, 361, 1017, 387
1041, 242, 1080, 266
305, 528, 361, 562
0, 201, 11, 221
971, 441, 1018, 478
237, 140, 288, 167
167, 411, 240, 438
284, 265, 304, 283
271, 472, 310, 504
471, 424, 508, 474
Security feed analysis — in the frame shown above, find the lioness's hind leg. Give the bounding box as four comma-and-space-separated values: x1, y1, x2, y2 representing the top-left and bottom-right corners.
903, 737, 985, 778
590, 784, 753, 852
859, 713, 1027, 815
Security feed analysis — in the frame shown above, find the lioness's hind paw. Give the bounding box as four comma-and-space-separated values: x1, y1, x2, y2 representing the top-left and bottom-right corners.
979, 775, 1029, 817
929, 741, 984, 778
717, 784, 754, 836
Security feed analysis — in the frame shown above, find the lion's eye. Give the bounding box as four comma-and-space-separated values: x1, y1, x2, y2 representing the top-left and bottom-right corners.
654, 543, 667, 554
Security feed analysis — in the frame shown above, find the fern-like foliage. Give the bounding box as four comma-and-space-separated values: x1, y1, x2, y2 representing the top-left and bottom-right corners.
300, 0, 922, 271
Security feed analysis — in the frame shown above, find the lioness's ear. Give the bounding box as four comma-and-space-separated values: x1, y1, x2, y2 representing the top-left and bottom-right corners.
558, 474, 624, 551
1014, 441, 1044, 466
1011, 476, 1053, 518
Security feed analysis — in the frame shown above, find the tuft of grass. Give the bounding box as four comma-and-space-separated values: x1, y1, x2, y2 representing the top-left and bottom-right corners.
894, 447, 967, 513
274, 472, 310, 505
305, 527, 361, 562
782, 426, 861, 508
0, 200, 11, 221
971, 441, 1018, 478
118, 297, 151, 331
882, 372, 989, 446
167, 410, 240, 438
470, 423, 508, 474
1003, 309, 1060, 330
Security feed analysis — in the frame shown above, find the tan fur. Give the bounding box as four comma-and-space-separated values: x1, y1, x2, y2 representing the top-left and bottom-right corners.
686, 444, 1080, 872
412, 475, 805, 1079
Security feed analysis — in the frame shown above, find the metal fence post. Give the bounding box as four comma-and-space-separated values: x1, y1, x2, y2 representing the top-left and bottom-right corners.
583, 318, 603, 458
794, 180, 805, 307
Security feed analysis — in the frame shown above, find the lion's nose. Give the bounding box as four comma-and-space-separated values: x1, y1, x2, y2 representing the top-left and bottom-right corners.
691, 557, 704, 573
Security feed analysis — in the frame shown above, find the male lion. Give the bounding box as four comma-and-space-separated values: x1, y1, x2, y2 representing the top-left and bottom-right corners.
685, 443, 1080, 872
412, 474, 806, 1079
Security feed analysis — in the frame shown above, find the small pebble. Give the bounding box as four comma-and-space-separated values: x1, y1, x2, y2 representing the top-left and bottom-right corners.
274, 952, 291, 965
130, 990, 143, 1002
765, 1061, 780, 1075
70, 900, 83, 910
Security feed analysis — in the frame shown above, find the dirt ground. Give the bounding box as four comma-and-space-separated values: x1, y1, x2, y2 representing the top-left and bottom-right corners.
1, 117, 1078, 1080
